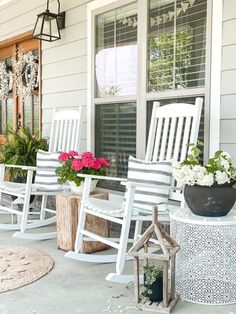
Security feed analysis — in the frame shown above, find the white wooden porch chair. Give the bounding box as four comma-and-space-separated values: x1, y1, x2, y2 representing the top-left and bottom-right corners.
65, 98, 203, 283
0, 107, 82, 240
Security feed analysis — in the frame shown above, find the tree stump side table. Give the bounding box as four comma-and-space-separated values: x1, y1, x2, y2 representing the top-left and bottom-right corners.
170, 208, 236, 305
56, 191, 109, 253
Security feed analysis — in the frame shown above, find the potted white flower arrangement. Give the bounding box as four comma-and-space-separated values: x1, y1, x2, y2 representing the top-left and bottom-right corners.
173, 142, 236, 217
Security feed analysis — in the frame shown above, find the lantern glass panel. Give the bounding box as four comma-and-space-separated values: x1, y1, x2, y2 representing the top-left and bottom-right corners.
33, 15, 44, 38
33, 12, 60, 42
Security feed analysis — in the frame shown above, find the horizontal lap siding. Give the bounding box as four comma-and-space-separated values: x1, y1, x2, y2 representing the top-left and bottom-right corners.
0, 0, 91, 152
221, 0, 236, 163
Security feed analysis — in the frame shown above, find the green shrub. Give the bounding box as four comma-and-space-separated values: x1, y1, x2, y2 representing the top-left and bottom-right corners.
0, 126, 48, 182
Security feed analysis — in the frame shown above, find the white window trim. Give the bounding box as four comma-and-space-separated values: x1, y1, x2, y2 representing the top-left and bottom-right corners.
208, 0, 223, 156
87, 0, 221, 159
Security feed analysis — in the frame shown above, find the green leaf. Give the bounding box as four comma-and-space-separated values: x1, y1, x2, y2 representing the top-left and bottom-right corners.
0, 125, 48, 181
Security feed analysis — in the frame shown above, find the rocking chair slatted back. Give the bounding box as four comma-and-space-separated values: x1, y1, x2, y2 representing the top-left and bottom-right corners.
145, 98, 203, 201
49, 107, 82, 152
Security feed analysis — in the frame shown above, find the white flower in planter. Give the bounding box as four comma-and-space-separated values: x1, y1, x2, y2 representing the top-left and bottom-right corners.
220, 158, 230, 171
215, 171, 230, 185
197, 173, 214, 187
172, 143, 236, 188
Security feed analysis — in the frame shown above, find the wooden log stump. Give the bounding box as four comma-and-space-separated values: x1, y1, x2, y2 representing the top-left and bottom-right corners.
56, 191, 109, 253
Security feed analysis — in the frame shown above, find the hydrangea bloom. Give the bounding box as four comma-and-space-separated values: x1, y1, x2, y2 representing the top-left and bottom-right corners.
215, 170, 230, 185
92, 159, 102, 170
71, 159, 83, 171
82, 156, 95, 168
219, 158, 230, 171
97, 157, 109, 168
81, 152, 94, 159
68, 151, 79, 157
197, 173, 214, 187
172, 144, 235, 188
59, 152, 69, 161
56, 151, 109, 187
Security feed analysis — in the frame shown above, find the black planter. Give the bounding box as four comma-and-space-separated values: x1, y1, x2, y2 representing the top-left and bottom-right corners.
184, 185, 236, 217
144, 274, 163, 302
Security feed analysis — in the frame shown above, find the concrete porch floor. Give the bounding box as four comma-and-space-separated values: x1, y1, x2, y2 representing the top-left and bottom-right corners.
0, 229, 235, 314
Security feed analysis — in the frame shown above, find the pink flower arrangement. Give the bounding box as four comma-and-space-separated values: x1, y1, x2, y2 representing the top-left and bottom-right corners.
56, 151, 109, 186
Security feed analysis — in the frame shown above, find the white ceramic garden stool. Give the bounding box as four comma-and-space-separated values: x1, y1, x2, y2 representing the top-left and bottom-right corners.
170, 208, 236, 305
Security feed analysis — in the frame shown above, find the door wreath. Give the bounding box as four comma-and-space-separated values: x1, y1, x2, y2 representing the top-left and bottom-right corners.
0, 61, 12, 101
14, 50, 39, 99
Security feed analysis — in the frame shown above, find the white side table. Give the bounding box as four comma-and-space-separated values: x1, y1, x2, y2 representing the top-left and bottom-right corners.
170, 208, 236, 305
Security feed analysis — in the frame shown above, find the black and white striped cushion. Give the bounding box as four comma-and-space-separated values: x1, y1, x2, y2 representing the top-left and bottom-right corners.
34, 150, 62, 191
127, 156, 172, 212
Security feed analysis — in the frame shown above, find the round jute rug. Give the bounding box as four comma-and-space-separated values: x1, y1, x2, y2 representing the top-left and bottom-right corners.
0, 246, 54, 293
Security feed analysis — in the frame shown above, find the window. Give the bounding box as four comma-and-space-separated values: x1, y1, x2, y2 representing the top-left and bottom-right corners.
0, 34, 40, 140
94, 2, 138, 190
148, 0, 207, 92
95, 3, 137, 97
89, 0, 209, 191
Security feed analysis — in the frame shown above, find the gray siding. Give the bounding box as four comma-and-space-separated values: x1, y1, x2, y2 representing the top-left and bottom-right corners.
1, 0, 236, 162
0, 0, 91, 151
221, 0, 236, 163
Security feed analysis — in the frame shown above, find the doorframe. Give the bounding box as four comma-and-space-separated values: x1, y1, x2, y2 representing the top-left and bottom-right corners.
0, 31, 42, 135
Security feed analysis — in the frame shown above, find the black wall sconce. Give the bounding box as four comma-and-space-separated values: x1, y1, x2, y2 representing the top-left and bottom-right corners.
33, 0, 66, 42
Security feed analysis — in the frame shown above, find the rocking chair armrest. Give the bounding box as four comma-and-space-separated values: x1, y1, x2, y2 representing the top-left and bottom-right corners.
76, 173, 127, 182
125, 181, 183, 191
21, 166, 37, 171
1, 164, 37, 171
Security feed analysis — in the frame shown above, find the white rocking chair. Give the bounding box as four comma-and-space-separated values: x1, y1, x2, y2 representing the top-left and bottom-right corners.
65, 98, 203, 283
0, 107, 82, 240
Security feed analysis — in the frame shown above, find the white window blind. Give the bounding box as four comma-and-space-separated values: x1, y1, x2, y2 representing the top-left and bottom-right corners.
95, 2, 138, 97
95, 103, 136, 191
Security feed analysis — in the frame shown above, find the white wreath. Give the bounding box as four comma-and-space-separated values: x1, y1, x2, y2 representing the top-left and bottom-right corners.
0, 61, 12, 101
14, 50, 39, 99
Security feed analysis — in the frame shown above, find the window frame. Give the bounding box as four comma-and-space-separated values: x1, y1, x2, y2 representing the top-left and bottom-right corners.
87, 0, 221, 165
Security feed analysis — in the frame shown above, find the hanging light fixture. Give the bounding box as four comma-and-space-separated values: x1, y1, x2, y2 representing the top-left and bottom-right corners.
32, 0, 66, 42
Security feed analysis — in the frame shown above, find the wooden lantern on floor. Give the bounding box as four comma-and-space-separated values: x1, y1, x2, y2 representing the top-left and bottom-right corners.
128, 207, 180, 314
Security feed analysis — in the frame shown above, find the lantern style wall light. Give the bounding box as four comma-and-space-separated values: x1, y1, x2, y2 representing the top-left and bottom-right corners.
33, 0, 66, 42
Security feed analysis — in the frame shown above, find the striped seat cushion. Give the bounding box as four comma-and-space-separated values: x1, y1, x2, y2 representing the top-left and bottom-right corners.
127, 156, 172, 212
34, 150, 62, 191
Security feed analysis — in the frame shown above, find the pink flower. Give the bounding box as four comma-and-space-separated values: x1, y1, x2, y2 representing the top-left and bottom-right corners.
97, 157, 109, 168
59, 152, 70, 161
92, 158, 102, 170
82, 157, 95, 169
71, 158, 83, 171
68, 151, 78, 157
81, 152, 94, 159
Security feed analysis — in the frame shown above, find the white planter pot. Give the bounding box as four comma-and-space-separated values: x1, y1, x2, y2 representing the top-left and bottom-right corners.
68, 180, 98, 195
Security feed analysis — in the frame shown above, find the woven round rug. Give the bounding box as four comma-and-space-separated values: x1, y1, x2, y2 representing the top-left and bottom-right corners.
0, 246, 54, 293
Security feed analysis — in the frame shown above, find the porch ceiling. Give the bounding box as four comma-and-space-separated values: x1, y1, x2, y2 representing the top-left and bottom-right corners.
0, 0, 12, 7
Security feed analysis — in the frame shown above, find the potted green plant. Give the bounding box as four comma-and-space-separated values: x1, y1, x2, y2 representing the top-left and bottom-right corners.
0, 126, 48, 183
173, 142, 236, 216
142, 264, 163, 302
